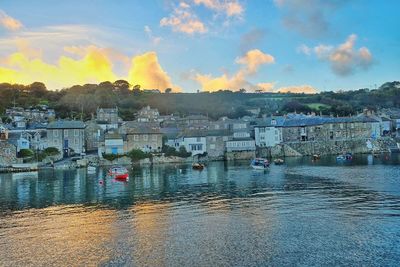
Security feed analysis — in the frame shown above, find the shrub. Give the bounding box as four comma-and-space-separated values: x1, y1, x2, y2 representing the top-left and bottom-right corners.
102, 153, 123, 161
19, 149, 34, 158
127, 149, 152, 161
162, 145, 191, 158
43, 147, 60, 156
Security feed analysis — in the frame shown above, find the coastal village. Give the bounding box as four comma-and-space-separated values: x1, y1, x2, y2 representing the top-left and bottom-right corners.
1, 104, 400, 170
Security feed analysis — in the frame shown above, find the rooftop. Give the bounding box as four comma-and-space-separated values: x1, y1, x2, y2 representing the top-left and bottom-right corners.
47, 120, 85, 129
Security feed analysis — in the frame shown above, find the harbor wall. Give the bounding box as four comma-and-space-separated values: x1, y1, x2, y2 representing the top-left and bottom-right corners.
257, 137, 396, 158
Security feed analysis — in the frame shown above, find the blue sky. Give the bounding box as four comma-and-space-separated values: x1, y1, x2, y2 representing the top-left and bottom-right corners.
0, 0, 399, 92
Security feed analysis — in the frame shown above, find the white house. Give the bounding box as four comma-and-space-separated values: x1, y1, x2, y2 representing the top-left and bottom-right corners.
225, 138, 255, 152
178, 130, 207, 156
104, 133, 124, 155
254, 117, 284, 147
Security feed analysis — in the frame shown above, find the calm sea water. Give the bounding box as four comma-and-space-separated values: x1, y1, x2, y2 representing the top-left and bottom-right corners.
1, 154, 400, 266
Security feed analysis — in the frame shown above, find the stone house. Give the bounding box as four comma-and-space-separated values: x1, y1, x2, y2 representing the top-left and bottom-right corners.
281, 114, 381, 143
96, 107, 119, 125
125, 124, 163, 152
136, 106, 160, 122
0, 141, 17, 166
85, 120, 103, 152
206, 129, 231, 158
46, 120, 85, 157
179, 115, 210, 130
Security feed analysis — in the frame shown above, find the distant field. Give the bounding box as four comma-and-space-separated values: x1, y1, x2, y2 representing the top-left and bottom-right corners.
306, 103, 331, 110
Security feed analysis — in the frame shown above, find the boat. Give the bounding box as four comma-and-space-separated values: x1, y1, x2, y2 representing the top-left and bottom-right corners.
87, 165, 96, 173
312, 154, 321, 160
108, 166, 129, 180
274, 158, 284, 165
192, 163, 205, 170
336, 153, 353, 161
251, 158, 270, 170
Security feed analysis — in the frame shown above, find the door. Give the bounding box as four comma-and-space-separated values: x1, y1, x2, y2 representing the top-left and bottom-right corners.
111, 147, 118, 155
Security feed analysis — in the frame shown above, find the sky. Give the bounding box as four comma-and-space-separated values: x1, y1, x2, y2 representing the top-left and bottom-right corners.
0, 0, 399, 93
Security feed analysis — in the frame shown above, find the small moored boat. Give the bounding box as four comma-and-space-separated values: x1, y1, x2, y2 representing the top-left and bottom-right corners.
251, 158, 270, 170
108, 166, 129, 180
87, 165, 96, 173
274, 158, 284, 165
192, 163, 205, 170
336, 153, 353, 161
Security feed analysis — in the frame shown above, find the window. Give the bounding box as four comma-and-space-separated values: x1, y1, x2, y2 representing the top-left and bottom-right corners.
75, 138, 78, 145
259, 128, 265, 133
64, 129, 68, 137
134, 135, 139, 141
210, 144, 216, 149
54, 130, 58, 137
223, 136, 228, 141
196, 137, 201, 142
152, 135, 157, 141
74, 129, 79, 136
143, 134, 148, 141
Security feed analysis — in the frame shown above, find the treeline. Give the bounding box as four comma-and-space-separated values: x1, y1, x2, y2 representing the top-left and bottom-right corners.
0, 80, 399, 120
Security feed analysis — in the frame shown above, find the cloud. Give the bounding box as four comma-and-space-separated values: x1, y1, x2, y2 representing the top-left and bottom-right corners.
304, 34, 374, 76
160, 2, 207, 34
194, 49, 275, 92
0, 41, 180, 91
296, 44, 311, 55
239, 28, 266, 52
0, 10, 23, 31
257, 82, 275, 92
273, 0, 349, 38
128, 52, 181, 92
144, 25, 162, 45
276, 85, 317, 94
193, 0, 244, 17
235, 49, 275, 74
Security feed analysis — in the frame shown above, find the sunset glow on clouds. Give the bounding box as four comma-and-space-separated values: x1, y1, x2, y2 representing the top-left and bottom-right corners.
0, 1, 398, 93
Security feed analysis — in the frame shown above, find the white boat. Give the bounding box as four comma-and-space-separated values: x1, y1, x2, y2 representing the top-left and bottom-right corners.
251, 158, 270, 170
87, 165, 96, 173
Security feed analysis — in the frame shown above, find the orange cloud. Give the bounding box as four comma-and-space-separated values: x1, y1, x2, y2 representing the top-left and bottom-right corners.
160, 2, 207, 34
128, 52, 181, 92
0, 43, 180, 91
236, 49, 275, 74
276, 85, 317, 94
195, 49, 275, 92
0, 10, 23, 31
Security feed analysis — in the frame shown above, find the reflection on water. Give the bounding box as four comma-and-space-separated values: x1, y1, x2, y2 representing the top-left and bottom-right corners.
1, 154, 400, 266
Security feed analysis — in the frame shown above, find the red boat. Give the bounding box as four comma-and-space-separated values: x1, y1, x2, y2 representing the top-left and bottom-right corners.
108, 166, 129, 180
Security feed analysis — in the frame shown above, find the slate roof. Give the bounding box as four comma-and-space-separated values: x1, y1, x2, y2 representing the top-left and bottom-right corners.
206, 129, 232, 137
47, 120, 85, 129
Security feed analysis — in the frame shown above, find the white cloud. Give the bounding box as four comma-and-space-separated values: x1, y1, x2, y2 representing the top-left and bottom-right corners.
160, 2, 207, 34
144, 25, 162, 45
307, 34, 374, 76
193, 0, 244, 17
296, 44, 311, 55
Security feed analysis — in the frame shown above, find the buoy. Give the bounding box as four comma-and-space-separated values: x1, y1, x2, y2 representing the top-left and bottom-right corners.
99, 180, 103, 185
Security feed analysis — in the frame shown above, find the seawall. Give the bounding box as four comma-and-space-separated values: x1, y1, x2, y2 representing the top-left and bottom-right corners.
257, 137, 397, 158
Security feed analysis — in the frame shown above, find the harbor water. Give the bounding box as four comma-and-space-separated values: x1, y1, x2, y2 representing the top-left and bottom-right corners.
1, 154, 400, 266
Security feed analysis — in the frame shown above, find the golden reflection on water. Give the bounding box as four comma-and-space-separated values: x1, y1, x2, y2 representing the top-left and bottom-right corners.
0, 205, 116, 266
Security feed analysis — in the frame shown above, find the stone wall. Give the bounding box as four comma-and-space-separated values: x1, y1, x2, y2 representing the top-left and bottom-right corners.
257, 137, 396, 158
225, 150, 256, 161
